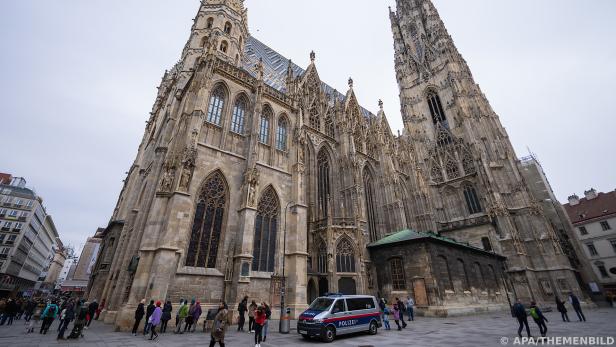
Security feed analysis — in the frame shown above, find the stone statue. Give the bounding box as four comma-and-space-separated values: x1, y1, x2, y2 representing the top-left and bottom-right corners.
244, 167, 260, 207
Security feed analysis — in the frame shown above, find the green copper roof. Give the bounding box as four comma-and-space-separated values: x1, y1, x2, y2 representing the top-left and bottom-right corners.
367, 229, 504, 258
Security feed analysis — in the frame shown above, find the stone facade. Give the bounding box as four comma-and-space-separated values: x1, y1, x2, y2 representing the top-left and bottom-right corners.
88, 0, 583, 330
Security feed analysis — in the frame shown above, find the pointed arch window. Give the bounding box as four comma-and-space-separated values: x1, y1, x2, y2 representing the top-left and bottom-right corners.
224, 21, 232, 34
354, 128, 364, 152
259, 106, 272, 144
336, 238, 356, 273
390, 257, 406, 290
463, 185, 483, 214
220, 40, 228, 53
317, 149, 330, 219
325, 116, 334, 137
427, 91, 449, 128
276, 116, 288, 151
186, 171, 227, 268
436, 255, 453, 291
457, 259, 470, 291
309, 107, 320, 130
252, 187, 279, 272
363, 169, 378, 242
231, 96, 247, 134
474, 262, 485, 289
316, 238, 327, 274
207, 86, 226, 126
206, 17, 214, 29
443, 187, 462, 220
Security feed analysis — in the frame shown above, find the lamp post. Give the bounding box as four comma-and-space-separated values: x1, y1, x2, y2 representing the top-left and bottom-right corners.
279, 201, 295, 334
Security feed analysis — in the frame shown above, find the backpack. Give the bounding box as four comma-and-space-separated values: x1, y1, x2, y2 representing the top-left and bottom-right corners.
46, 305, 57, 318
529, 308, 539, 319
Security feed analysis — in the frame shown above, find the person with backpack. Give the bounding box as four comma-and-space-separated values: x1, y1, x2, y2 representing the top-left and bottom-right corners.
555, 296, 569, 322
261, 302, 271, 342
568, 292, 586, 322
160, 301, 173, 333
529, 301, 548, 337
40, 300, 59, 334
237, 296, 248, 332
512, 299, 532, 338
132, 299, 145, 336
395, 298, 407, 328
383, 305, 391, 330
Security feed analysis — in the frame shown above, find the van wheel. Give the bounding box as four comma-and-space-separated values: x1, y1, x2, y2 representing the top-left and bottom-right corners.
368, 321, 378, 335
324, 326, 336, 343
301, 334, 310, 340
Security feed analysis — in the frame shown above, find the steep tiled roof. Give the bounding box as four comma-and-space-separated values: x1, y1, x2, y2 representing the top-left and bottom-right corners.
367, 229, 505, 258
242, 36, 376, 119
563, 190, 616, 225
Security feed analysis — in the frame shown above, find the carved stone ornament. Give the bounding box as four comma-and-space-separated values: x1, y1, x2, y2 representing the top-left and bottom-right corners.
243, 167, 260, 207
178, 148, 197, 192
159, 162, 176, 193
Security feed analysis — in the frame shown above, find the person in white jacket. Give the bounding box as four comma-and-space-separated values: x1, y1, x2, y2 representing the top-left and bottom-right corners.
406, 296, 415, 321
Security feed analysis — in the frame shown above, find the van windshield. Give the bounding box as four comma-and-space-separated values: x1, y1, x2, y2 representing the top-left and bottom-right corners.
308, 298, 334, 311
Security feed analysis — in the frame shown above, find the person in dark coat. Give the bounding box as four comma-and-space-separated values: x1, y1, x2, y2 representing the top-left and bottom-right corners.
5, 299, 18, 325
512, 300, 531, 338
529, 301, 548, 337
144, 300, 155, 335
237, 296, 248, 332
555, 297, 569, 322
395, 298, 407, 328
24, 300, 36, 322
67, 301, 88, 339
57, 300, 75, 340
160, 301, 173, 333
86, 300, 98, 327
132, 299, 145, 336
568, 292, 586, 322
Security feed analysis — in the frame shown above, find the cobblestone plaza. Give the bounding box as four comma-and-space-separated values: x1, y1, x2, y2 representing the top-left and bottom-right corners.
1, 308, 614, 347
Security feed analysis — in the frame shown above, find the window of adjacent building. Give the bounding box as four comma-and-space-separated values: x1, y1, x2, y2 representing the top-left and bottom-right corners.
0, 208, 5, 215
6, 235, 16, 244
26, 200, 33, 208
231, 96, 247, 134
20, 211, 28, 218
207, 85, 226, 125
586, 243, 598, 256
600, 221, 612, 231
0, 247, 9, 254
2, 221, 12, 229
610, 239, 616, 254
597, 264, 609, 278
9, 210, 18, 218
390, 257, 406, 290
185, 171, 227, 268
335, 238, 356, 273
14, 223, 22, 230
579, 226, 588, 235
252, 186, 279, 272
474, 261, 485, 289
457, 258, 470, 291
0, 234, 5, 243
276, 116, 288, 151
463, 185, 483, 214
259, 106, 272, 144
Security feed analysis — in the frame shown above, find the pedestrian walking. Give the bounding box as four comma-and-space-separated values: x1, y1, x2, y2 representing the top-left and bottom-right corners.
67, 301, 88, 339
4, 298, 18, 325
555, 297, 569, 322
26, 301, 45, 334
253, 304, 266, 347
86, 299, 98, 327
529, 301, 548, 337
175, 299, 189, 333
512, 300, 532, 338
396, 298, 407, 328
144, 300, 155, 335
262, 302, 271, 342
189, 301, 202, 332
248, 300, 257, 333
148, 301, 162, 340
160, 301, 172, 333
237, 296, 248, 331
24, 299, 36, 322
0, 297, 6, 325
383, 305, 391, 330
40, 300, 59, 334
184, 300, 196, 332
174, 299, 184, 331
568, 292, 586, 322
132, 299, 145, 336
406, 296, 415, 321
393, 304, 402, 331
209, 302, 228, 347
57, 300, 75, 340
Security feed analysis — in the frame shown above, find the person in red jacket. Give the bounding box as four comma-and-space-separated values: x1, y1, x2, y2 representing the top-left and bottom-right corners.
253, 305, 267, 347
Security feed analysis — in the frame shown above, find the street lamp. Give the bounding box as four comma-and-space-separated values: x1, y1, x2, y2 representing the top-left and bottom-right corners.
279, 201, 295, 334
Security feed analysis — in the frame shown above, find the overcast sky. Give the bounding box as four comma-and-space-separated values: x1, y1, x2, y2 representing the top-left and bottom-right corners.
1, 0, 614, 250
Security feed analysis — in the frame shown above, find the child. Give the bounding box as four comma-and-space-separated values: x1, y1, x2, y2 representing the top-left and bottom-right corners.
383, 305, 391, 330
529, 301, 548, 337
393, 304, 402, 331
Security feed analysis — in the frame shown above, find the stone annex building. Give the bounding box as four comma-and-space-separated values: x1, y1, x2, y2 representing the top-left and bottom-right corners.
88, 0, 584, 328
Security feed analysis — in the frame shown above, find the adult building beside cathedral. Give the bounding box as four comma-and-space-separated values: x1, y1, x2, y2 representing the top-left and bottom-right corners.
89, 0, 583, 328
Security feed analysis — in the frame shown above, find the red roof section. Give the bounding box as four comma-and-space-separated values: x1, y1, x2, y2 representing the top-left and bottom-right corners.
563, 190, 616, 225
0, 173, 11, 185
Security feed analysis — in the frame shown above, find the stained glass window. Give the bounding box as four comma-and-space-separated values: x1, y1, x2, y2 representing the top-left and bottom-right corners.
259, 106, 272, 144
336, 238, 355, 273
427, 92, 449, 128
252, 187, 279, 272
317, 149, 330, 218
231, 96, 247, 134
276, 117, 288, 151
186, 171, 227, 268
463, 185, 482, 214
207, 86, 225, 125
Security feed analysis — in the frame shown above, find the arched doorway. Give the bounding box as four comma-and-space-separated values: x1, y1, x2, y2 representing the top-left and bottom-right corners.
307, 279, 318, 304
338, 277, 356, 295
318, 277, 329, 296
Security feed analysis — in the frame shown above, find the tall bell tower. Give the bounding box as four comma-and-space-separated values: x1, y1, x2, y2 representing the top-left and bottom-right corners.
391, 0, 584, 303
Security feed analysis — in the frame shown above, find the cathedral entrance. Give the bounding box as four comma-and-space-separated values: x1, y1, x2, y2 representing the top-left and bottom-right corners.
338, 277, 356, 295
318, 277, 329, 296
307, 279, 317, 304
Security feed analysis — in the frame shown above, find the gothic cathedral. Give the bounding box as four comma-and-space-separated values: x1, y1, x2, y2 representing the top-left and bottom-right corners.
88, 0, 582, 328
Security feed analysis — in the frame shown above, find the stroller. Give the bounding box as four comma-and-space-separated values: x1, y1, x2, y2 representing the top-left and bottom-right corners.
67, 304, 88, 339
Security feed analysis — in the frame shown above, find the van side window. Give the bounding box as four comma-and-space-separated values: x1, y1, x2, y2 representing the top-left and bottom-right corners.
346, 298, 375, 311
332, 299, 345, 313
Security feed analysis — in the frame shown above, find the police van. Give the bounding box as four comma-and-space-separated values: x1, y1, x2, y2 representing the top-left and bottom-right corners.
297, 294, 381, 342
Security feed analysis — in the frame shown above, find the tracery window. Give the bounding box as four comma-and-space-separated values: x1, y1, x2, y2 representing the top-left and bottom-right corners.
390, 257, 406, 290
259, 106, 272, 144
461, 148, 476, 175
463, 185, 483, 214
336, 238, 356, 273
325, 116, 334, 137
206, 86, 226, 126
231, 96, 247, 134
363, 168, 378, 242
317, 149, 330, 218
316, 238, 327, 274
430, 161, 444, 183
252, 187, 279, 272
309, 107, 320, 130
445, 158, 460, 179
354, 128, 363, 152
276, 116, 288, 151
427, 91, 449, 128
186, 171, 227, 268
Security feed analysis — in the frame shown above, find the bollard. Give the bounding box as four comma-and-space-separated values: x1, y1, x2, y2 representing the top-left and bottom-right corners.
279, 307, 291, 334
